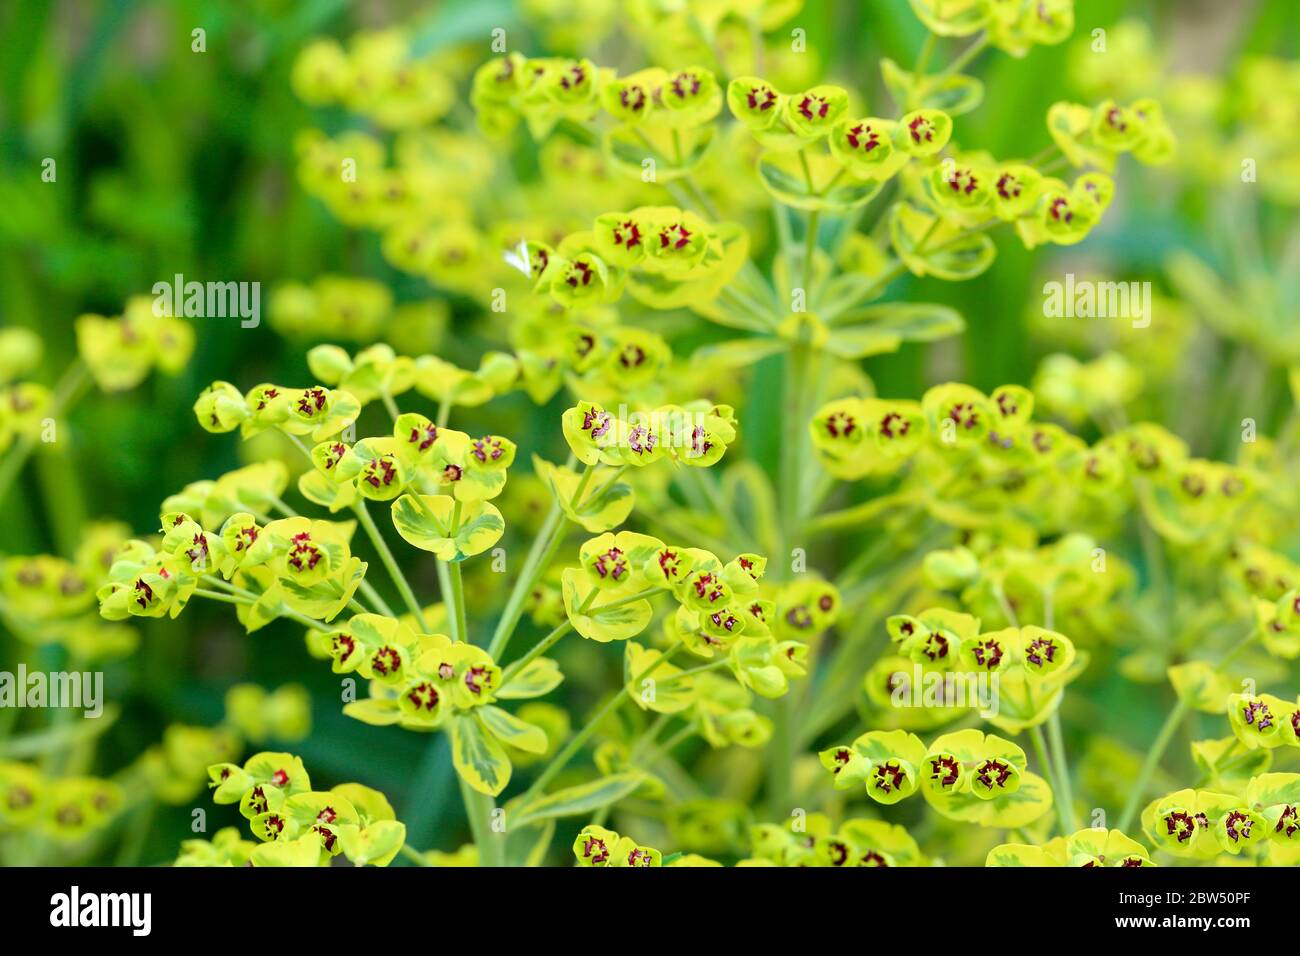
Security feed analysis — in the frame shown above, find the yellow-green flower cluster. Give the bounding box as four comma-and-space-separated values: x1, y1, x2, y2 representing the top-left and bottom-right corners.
291, 28, 454, 128
75, 296, 194, 393
750, 812, 927, 867
2, 521, 138, 659
201, 753, 407, 866
0, 763, 123, 843
1140, 774, 1300, 864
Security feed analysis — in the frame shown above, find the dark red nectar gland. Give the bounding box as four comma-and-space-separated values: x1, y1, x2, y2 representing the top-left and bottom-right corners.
370, 647, 402, 676
593, 547, 628, 581
410, 424, 438, 452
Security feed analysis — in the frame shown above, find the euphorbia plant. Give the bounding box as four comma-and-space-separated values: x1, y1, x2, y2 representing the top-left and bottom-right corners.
9, 0, 1298, 870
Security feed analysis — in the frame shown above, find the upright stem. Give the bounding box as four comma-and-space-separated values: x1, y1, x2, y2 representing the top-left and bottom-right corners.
459, 776, 502, 867
517, 645, 683, 808
0, 359, 91, 506
501, 620, 573, 686
1047, 711, 1077, 831
1117, 699, 1189, 833
487, 462, 591, 658
1030, 725, 1071, 835
802, 209, 820, 301
353, 502, 428, 631
444, 500, 468, 643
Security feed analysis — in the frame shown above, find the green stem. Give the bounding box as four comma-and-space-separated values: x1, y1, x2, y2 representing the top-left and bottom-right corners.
518, 644, 683, 808
459, 777, 502, 867
0, 359, 91, 507
398, 842, 433, 867
802, 209, 820, 301
380, 390, 401, 423
501, 621, 573, 686
193, 587, 244, 605
1047, 711, 1077, 831
928, 32, 988, 87
486, 463, 590, 659
444, 500, 468, 643
353, 502, 428, 631
1031, 725, 1071, 835
1117, 699, 1189, 833
658, 657, 730, 685
197, 577, 326, 630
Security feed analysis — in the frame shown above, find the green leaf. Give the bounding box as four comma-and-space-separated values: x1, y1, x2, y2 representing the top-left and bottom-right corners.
510, 772, 646, 829
889, 203, 996, 281
562, 568, 653, 642
757, 150, 883, 212
927, 771, 1054, 828
879, 58, 914, 111
337, 820, 406, 867
503, 817, 555, 866
917, 73, 983, 115
279, 556, 366, 622
1168, 661, 1233, 714
985, 843, 1047, 867
691, 337, 787, 368
535, 456, 634, 534
603, 125, 715, 183
837, 302, 965, 342
450, 713, 512, 796
391, 494, 504, 561
497, 657, 564, 699
823, 325, 903, 359
298, 469, 357, 513
477, 706, 548, 754
342, 698, 403, 726
1246, 772, 1300, 808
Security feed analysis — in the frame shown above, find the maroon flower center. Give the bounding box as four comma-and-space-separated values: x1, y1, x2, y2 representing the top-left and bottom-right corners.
288, 533, 323, 572
873, 761, 906, 793
407, 682, 440, 712
593, 547, 628, 581
1223, 810, 1253, 843
364, 456, 398, 488
297, 388, 327, 416
411, 424, 438, 452
975, 759, 1012, 790
1024, 637, 1057, 667
825, 411, 856, 438
464, 665, 490, 695
371, 647, 402, 676
659, 223, 692, 251
613, 219, 642, 247
798, 95, 829, 121
1242, 698, 1274, 731
582, 408, 611, 438
745, 86, 776, 111
583, 837, 608, 864
971, 639, 1003, 669
846, 123, 880, 153
472, 437, 504, 463
669, 71, 701, 99
948, 402, 980, 429
930, 756, 960, 789
565, 260, 594, 287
